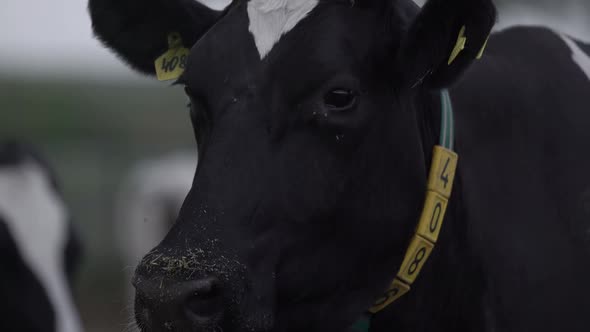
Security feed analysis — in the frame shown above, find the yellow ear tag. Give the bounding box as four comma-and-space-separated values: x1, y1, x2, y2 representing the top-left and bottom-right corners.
447, 25, 467, 65
476, 36, 490, 60
154, 33, 190, 81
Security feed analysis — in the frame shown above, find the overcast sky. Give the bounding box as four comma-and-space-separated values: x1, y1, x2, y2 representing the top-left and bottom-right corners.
0, 0, 587, 80
0, 0, 230, 80
0, 0, 127, 79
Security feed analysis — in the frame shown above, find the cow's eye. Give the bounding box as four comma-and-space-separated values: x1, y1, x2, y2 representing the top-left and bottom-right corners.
324, 89, 357, 110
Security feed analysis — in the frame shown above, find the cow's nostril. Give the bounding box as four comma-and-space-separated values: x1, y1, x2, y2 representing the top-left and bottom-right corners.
184, 276, 224, 321
133, 273, 225, 326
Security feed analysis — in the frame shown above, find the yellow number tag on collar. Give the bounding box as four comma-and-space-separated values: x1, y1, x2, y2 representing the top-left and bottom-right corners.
416, 191, 449, 243
427, 146, 458, 198
368, 278, 410, 314
397, 234, 434, 284
155, 33, 190, 81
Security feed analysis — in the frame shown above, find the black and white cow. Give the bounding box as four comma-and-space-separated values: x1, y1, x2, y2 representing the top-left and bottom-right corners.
0, 141, 83, 332
89, 0, 590, 331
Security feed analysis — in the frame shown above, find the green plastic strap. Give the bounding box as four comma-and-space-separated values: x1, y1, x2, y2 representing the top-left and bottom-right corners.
350, 314, 371, 332
439, 89, 455, 150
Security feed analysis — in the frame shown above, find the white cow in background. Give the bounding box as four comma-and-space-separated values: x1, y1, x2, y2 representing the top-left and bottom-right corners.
0, 141, 83, 332
115, 152, 197, 299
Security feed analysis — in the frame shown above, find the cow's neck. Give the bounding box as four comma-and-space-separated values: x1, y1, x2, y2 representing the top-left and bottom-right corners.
368, 89, 486, 332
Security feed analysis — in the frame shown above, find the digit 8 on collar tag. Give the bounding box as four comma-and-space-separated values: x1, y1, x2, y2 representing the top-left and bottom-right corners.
397, 234, 434, 284
155, 33, 190, 81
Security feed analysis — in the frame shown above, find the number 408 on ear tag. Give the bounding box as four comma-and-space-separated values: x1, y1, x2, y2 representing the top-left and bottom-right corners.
155, 33, 190, 81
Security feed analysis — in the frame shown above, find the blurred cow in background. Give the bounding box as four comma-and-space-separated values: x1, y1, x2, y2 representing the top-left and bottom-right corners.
115, 152, 197, 299
0, 141, 83, 332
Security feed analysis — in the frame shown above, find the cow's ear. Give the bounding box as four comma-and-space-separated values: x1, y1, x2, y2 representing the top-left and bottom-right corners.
88, 0, 229, 76
397, 0, 497, 89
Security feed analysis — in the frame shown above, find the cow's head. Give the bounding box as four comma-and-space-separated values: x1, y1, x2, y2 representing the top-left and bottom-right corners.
89, 0, 495, 331
0, 141, 83, 332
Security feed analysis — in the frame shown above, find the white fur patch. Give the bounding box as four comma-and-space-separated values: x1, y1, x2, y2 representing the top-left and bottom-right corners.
559, 34, 590, 80
247, 0, 319, 59
0, 162, 82, 332
195, 0, 231, 11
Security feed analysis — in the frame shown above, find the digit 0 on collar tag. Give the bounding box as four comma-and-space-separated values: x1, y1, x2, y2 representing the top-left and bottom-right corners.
155, 33, 190, 81
416, 191, 448, 243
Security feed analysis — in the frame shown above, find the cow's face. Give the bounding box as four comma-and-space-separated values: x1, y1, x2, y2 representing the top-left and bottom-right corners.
90, 0, 495, 331
0, 142, 82, 332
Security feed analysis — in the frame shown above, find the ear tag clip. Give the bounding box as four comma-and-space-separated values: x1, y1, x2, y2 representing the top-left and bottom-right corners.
155, 33, 190, 81
448, 25, 467, 65
476, 35, 490, 60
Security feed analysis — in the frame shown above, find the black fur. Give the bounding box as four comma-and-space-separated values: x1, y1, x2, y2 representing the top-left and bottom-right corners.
88, 0, 228, 73
397, 0, 497, 89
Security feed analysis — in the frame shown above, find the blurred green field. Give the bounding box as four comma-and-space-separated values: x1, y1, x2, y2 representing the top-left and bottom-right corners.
0, 75, 196, 331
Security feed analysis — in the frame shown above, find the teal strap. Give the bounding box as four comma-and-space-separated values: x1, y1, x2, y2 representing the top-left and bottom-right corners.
439, 90, 455, 150
349, 89, 455, 332
350, 314, 371, 332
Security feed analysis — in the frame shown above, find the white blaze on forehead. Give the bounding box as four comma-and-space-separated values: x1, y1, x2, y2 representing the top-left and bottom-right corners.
248, 0, 319, 59
195, 0, 232, 11
559, 34, 590, 81
0, 162, 82, 332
